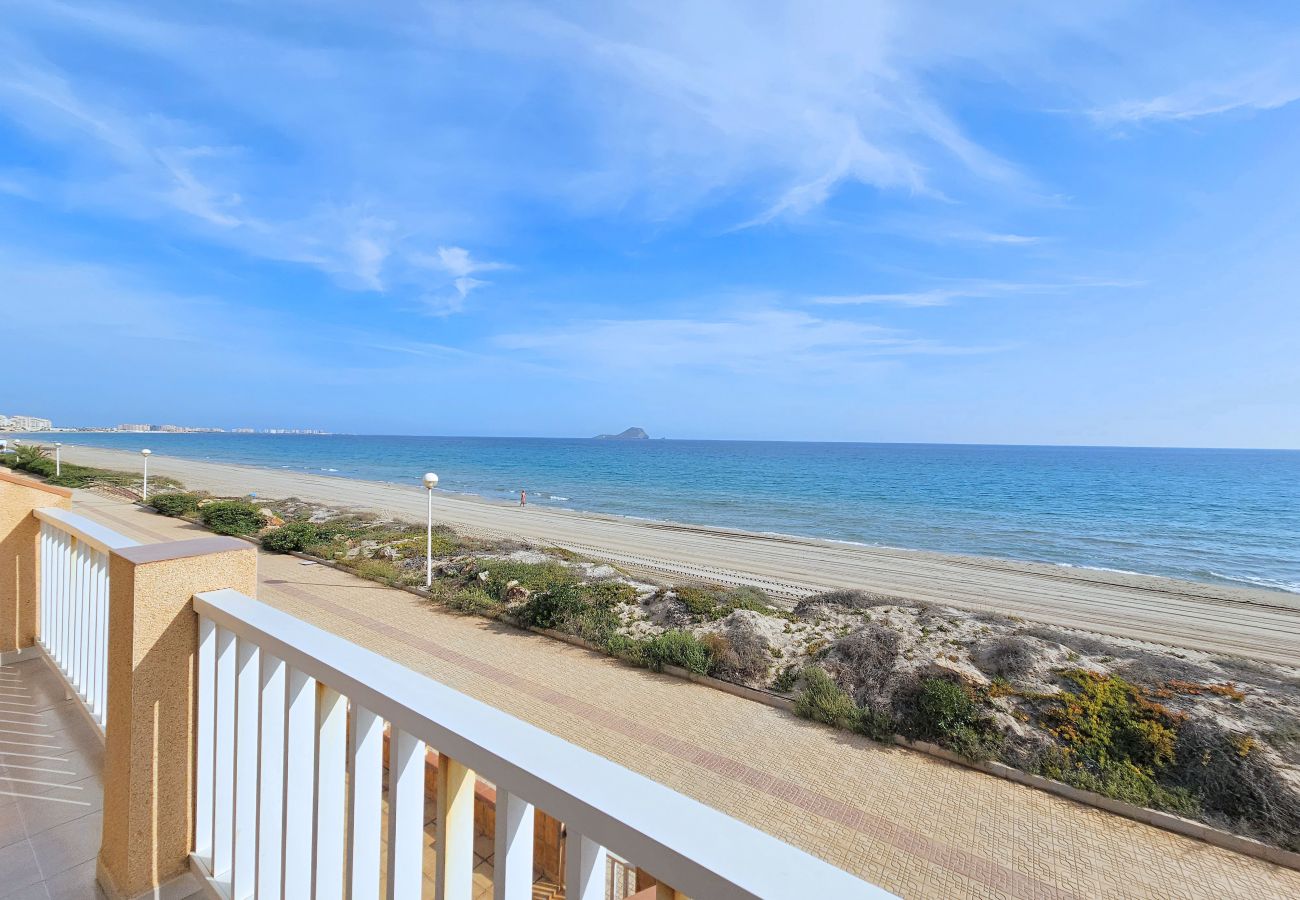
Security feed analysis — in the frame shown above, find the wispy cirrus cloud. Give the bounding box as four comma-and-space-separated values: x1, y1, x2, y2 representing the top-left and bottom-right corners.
1082, 24, 1300, 126
494, 309, 1001, 381
0, 27, 503, 306
1091, 67, 1300, 126
811, 278, 1140, 307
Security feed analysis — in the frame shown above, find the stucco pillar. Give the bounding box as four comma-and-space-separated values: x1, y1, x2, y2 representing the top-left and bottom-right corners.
0, 472, 72, 660
435, 752, 477, 900
96, 537, 257, 900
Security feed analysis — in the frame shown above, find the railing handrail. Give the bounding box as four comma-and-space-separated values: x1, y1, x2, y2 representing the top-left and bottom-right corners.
34, 506, 139, 554
195, 588, 890, 900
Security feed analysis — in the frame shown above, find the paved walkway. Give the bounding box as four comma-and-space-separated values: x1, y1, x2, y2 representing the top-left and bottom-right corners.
75, 491, 1300, 900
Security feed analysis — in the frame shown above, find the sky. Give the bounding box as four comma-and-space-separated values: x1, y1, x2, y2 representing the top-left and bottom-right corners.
1, 1, 1298, 446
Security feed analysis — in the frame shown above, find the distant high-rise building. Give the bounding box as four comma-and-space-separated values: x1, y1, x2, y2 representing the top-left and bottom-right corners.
6, 415, 53, 432
117, 424, 152, 432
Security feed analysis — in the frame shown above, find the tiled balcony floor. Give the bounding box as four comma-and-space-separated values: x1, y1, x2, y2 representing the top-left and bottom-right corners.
0, 657, 105, 900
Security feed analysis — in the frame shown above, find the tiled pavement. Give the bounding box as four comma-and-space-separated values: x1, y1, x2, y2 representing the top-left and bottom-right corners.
71, 492, 1300, 899
374, 789, 563, 899
0, 658, 106, 899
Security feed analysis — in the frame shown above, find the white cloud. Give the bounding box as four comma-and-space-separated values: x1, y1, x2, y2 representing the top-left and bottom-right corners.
429, 1, 1047, 222
812, 278, 1138, 307
494, 309, 997, 380
0, 38, 498, 304
1080, 24, 1300, 126
960, 231, 1042, 245
1091, 65, 1300, 125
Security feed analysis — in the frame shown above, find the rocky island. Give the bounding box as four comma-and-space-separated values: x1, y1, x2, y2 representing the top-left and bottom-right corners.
594, 427, 649, 440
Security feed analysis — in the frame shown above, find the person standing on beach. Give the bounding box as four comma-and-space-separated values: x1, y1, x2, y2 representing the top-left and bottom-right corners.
520, 489, 527, 507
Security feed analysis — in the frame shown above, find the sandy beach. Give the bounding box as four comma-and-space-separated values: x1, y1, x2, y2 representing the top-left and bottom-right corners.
58, 443, 1300, 666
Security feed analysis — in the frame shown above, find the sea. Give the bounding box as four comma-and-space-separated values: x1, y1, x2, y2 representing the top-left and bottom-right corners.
15, 433, 1300, 594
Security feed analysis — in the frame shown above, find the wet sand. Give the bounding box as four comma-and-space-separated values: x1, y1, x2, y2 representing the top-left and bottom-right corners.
55, 444, 1300, 665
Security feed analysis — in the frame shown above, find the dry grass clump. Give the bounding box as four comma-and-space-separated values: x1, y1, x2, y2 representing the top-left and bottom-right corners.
703, 619, 771, 684
1171, 720, 1300, 851
974, 635, 1036, 680
794, 588, 913, 616
823, 625, 900, 706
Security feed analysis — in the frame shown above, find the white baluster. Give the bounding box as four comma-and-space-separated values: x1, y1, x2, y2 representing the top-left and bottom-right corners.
97, 552, 109, 726
85, 551, 100, 723
387, 728, 425, 900
38, 524, 48, 647
57, 531, 69, 676
564, 831, 607, 900
232, 637, 260, 899
494, 790, 535, 900
315, 686, 348, 900
72, 538, 84, 692
213, 626, 237, 882
283, 667, 317, 900
195, 616, 216, 865
348, 706, 384, 900
258, 653, 287, 900
48, 528, 59, 660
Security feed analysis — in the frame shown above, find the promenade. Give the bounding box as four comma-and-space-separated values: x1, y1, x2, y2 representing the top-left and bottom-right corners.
69, 490, 1300, 900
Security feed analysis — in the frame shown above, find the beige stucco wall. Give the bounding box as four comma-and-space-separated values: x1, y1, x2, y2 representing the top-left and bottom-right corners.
98, 538, 257, 900
0, 471, 72, 656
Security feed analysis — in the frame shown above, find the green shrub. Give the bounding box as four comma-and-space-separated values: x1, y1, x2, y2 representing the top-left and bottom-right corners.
893, 677, 1004, 760
339, 557, 408, 586
602, 634, 650, 666
20, 457, 56, 477
262, 521, 324, 553
1036, 747, 1199, 816
445, 586, 499, 615
476, 559, 578, 601
14, 445, 49, 467
150, 493, 201, 518
394, 530, 462, 559
673, 584, 773, 621
856, 707, 898, 743
642, 630, 713, 675
909, 678, 979, 740
795, 667, 860, 730
1040, 669, 1181, 773
580, 580, 638, 604
199, 500, 266, 536
514, 581, 624, 645
516, 583, 589, 630
771, 665, 800, 693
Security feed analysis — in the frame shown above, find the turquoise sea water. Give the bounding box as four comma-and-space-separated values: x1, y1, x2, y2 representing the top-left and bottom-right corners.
14, 433, 1300, 593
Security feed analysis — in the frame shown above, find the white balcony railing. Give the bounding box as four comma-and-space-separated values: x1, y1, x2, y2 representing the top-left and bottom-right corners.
193, 587, 889, 900
34, 506, 138, 730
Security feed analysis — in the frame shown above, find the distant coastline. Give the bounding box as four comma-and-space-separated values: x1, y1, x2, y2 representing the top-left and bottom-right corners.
20, 432, 1300, 595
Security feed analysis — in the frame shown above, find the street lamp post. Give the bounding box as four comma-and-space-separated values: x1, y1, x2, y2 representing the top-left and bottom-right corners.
141, 449, 152, 501
54, 442, 61, 477
423, 472, 439, 587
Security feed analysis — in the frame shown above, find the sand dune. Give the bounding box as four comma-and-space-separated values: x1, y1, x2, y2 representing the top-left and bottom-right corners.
58, 444, 1300, 665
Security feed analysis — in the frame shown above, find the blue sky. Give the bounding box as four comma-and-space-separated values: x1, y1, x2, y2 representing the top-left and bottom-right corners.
1, 1, 1298, 446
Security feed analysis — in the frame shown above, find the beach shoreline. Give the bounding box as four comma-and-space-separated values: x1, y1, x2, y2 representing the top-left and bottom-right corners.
46, 443, 1300, 664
